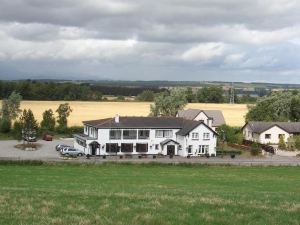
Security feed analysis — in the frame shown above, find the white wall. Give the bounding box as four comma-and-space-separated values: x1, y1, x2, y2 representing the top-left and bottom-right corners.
259, 126, 290, 144
243, 124, 290, 144
178, 124, 217, 157
75, 125, 217, 157
243, 124, 253, 141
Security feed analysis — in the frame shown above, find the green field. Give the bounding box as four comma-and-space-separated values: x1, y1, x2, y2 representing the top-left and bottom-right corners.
0, 163, 299, 225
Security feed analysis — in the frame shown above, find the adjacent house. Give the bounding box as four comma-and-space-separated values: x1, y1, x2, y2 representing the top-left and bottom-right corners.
176, 109, 225, 130
74, 115, 217, 157
242, 121, 300, 144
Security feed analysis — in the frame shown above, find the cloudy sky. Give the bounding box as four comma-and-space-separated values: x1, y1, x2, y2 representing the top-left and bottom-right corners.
1, 0, 300, 83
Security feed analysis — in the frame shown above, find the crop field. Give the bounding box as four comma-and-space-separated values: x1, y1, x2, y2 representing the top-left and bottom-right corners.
18, 101, 248, 127
0, 163, 299, 225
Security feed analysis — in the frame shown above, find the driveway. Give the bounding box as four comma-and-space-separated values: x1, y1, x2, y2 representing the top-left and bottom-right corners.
0, 139, 299, 166
0, 139, 73, 160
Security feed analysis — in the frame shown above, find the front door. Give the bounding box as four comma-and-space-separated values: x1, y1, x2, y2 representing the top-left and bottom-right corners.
90, 142, 99, 156
167, 145, 175, 155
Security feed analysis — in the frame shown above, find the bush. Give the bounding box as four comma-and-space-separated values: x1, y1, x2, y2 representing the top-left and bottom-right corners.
0, 118, 11, 133
250, 142, 262, 156
278, 135, 287, 150
12, 121, 23, 140
217, 125, 243, 144
56, 126, 84, 137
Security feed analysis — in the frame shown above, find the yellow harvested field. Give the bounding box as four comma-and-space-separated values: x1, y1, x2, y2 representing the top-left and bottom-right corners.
16, 101, 248, 127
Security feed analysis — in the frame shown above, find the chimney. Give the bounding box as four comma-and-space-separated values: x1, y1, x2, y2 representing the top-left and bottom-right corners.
115, 114, 120, 123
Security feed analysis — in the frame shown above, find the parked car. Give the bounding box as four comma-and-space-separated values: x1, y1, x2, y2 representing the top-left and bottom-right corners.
43, 134, 53, 141
61, 148, 85, 157
55, 144, 70, 151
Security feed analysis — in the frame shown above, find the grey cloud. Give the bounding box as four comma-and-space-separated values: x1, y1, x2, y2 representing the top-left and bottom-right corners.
0, 0, 300, 82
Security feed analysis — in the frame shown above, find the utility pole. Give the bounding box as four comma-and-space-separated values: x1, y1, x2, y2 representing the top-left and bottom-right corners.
229, 82, 235, 104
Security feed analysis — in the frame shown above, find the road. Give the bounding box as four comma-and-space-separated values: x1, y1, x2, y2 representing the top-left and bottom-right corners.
0, 140, 299, 166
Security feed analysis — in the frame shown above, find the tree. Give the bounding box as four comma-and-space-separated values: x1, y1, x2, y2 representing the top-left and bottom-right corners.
278, 135, 286, 150
40, 109, 56, 132
185, 87, 195, 103
136, 90, 155, 102
150, 89, 187, 116
246, 91, 297, 122
196, 86, 224, 103
0, 92, 22, 133
18, 109, 38, 143
56, 103, 72, 132
290, 96, 300, 121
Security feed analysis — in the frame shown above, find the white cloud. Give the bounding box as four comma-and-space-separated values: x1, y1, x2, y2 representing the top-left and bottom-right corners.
181, 42, 226, 62
224, 53, 245, 64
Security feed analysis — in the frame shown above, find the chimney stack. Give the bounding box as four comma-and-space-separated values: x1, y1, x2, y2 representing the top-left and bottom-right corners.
115, 114, 120, 123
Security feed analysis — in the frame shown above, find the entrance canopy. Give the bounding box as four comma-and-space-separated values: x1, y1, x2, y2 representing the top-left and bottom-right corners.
160, 139, 179, 146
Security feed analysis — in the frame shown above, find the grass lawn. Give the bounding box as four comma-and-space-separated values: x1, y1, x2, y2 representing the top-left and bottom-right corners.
0, 163, 299, 225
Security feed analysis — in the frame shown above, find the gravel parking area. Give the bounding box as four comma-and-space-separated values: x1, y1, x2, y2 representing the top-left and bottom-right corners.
0, 139, 73, 160
0, 139, 299, 165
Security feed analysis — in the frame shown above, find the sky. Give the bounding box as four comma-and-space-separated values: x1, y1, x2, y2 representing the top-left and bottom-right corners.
0, 0, 300, 83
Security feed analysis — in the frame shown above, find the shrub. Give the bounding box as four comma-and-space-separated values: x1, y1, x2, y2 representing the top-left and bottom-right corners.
0, 118, 11, 133
250, 142, 262, 156
217, 125, 243, 144
278, 135, 287, 150
12, 121, 23, 141
287, 136, 295, 151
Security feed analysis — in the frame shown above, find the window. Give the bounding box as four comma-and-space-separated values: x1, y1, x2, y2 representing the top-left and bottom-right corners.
265, 134, 271, 139
192, 132, 199, 140
106, 143, 119, 153
121, 143, 133, 152
155, 144, 159, 150
155, 130, 173, 138
138, 130, 150, 139
203, 133, 210, 140
188, 145, 192, 154
199, 145, 209, 154
109, 130, 121, 140
123, 130, 137, 139
136, 143, 148, 152
84, 126, 88, 134
76, 138, 86, 147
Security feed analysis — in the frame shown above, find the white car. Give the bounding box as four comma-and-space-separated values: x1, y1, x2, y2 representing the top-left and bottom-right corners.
61, 148, 85, 157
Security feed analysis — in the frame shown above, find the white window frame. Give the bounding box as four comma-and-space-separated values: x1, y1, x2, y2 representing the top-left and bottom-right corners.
192, 132, 199, 140
199, 145, 209, 154
203, 133, 210, 140
155, 130, 173, 138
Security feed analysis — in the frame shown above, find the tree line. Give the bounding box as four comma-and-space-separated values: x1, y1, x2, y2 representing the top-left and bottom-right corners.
0, 92, 79, 140
137, 86, 258, 103
0, 80, 164, 100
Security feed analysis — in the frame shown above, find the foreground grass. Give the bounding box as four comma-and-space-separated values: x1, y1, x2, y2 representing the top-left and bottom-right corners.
0, 163, 299, 225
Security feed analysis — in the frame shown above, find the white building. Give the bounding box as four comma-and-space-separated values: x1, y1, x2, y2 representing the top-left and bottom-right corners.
242, 121, 300, 144
177, 109, 225, 130
74, 116, 217, 157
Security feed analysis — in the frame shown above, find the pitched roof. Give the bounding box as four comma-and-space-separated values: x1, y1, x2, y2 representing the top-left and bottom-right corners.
160, 139, 179, 146
83, 116, 217, 136
177, 109, 225, 126
244, 121, 300, 134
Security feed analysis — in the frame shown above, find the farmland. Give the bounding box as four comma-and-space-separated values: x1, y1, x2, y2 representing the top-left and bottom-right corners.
0, 163, 299, 225
18, 101, 248, 126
